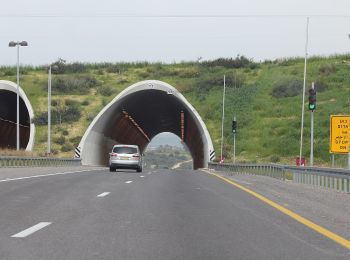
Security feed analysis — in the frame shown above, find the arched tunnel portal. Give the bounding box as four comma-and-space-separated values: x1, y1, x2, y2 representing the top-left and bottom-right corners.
0, 80, 35, 150
77, 80, 215, 169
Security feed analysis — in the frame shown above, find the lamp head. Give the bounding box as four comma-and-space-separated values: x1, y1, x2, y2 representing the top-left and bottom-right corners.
8, 41, 16, 47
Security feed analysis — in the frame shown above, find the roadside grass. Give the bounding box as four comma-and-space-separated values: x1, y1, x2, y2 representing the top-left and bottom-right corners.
0, 148, 38, 157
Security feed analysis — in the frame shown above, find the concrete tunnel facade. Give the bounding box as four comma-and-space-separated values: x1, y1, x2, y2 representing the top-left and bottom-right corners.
0, 80, 35, 150
77, 80, 215, 169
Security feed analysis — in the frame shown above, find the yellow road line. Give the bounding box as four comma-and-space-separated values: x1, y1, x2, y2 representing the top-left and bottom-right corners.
205, 170, 350, 251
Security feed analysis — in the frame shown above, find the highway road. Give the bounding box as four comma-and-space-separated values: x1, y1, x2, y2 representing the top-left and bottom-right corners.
0, 167, 349, 260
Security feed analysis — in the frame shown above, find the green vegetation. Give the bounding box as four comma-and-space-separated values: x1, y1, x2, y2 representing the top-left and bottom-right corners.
144, 145, 192, 170
1, 54, 350, 165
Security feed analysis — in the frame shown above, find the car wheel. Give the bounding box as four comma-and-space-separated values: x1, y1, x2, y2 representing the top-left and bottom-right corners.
137, 167, 142, 173
109, 167, 115, 172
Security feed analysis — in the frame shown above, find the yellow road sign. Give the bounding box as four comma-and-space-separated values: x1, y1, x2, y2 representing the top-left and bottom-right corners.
330, 115, 350, 154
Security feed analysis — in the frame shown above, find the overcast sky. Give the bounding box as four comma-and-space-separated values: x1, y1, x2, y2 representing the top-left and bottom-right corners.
1, 0, 350, 65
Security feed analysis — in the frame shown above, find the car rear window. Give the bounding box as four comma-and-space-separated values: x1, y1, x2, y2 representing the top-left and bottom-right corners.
113, 147, 138, 154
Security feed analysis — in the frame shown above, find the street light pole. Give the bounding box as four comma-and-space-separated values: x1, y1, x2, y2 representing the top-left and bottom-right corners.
8, 41, 28, 151
16, 44, 19, 151
48, 66, 52, 155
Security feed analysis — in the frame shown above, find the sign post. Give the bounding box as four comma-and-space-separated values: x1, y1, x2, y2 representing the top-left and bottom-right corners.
348, 147, 350, 170
233, 134, 236, 163
310, 110, 314, 166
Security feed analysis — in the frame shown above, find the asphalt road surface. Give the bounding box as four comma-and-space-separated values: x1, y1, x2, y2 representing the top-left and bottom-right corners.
0, 168, 349, 260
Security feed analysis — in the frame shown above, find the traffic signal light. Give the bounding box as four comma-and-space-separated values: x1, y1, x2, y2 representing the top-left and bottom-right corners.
232, 120, 237, 134
308, 88, 316, 111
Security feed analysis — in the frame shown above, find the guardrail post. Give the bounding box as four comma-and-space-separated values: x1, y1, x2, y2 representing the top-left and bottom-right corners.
330, 177, 334, 190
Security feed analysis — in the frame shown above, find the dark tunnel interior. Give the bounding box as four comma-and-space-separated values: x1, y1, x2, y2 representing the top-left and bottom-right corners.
0, 90, 30, 149
112, 90, 184, 139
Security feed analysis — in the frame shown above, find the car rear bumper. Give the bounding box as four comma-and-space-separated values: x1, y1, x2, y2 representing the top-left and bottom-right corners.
110, 163, 140, 169
109, 159, 141, 169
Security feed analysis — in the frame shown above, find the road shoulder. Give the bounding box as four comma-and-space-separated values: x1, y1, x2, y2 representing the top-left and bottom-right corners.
201, 169, 350, 244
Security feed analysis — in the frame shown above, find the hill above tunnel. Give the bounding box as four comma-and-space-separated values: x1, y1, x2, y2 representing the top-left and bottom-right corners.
1, 54, 350, 166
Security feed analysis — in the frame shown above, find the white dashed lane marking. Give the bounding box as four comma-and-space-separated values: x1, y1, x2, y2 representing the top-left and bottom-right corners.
125, 181, 133, 184
11, 222, 52, 238
97, 192, 110, 197
140, 176, 145, 178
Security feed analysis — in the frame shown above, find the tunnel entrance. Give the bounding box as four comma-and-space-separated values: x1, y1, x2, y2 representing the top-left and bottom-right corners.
0, 80, 35, 150
77, 80, 215, 169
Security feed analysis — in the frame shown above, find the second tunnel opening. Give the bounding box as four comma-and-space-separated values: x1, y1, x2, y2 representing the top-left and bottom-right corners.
0, 89, 31, 149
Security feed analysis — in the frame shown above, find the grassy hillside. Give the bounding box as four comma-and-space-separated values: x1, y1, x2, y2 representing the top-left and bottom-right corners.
1, 55, 350, 166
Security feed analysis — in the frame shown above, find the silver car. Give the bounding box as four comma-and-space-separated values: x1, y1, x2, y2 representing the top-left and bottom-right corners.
109, 144, 142, 172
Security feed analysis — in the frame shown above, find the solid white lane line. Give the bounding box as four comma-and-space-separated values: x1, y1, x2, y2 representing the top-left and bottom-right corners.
97, 192, 110, 197
125, 181, 133, 184
0, 169, 105, 183
11, 222, 52, 238
140, 175, 145, 178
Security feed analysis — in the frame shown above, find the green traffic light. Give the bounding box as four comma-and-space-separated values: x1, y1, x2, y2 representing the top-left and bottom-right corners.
232, 120, 237, 134
308, 88, 316, 111
309, 104, 315, 110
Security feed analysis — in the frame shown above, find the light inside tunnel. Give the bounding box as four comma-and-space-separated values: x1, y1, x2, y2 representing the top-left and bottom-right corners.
78, 80, 214, 169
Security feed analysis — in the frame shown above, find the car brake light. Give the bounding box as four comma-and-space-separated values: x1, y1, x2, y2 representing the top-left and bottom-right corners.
111, 153, 118, 157
132, 154, 140, 157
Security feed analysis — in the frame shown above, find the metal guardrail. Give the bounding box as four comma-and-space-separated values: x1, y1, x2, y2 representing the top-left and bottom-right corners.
0, 156, 81, 168
208, 162, 350, 193
209, 162, 286, 180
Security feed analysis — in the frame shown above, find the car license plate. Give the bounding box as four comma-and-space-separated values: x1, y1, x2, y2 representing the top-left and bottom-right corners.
121, 157, 129, 160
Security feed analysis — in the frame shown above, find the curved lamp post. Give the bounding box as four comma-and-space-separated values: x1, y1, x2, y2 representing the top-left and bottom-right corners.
8, 41, 28, 151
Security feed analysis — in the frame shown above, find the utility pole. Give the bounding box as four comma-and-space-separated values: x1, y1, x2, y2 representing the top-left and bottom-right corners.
220, 75, 226, 163
299, 17, 309, 166
347, 34, 350, 169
